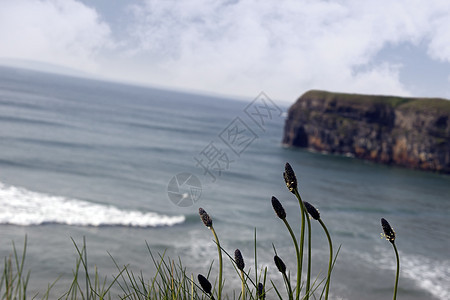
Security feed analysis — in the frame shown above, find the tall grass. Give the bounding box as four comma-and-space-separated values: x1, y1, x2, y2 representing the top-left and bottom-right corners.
0, 237, 30, 300
1, 162, 401, 299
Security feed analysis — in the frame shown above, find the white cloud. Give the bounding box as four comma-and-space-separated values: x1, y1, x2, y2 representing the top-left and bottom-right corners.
427, 9, 450, 62
118, 0, 429, 100
0, 0, 113, 72
1, 0, 449, 102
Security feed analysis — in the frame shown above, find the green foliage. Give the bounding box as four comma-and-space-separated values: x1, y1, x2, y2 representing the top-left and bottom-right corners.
302, 89, 450, 111
0, 237, 31, 300
400, 98, 450, 113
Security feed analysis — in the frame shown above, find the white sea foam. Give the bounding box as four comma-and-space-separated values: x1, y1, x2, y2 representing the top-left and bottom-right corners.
400, 254, 450, 300
0, 182, 185, 227
371, 246, 450, 300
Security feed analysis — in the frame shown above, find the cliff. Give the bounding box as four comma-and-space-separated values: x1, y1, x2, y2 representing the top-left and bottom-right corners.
283, 90, 450, 174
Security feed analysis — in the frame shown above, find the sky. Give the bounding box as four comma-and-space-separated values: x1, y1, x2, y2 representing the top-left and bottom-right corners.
1, 0, 450, 104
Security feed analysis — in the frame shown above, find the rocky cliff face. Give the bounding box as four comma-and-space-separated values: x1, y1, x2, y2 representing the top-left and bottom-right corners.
283, 90, 450, 173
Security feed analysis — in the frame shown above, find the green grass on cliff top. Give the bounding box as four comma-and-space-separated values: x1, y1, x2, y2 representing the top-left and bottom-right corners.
303, 90, 450, 113
399, 98, 450, 113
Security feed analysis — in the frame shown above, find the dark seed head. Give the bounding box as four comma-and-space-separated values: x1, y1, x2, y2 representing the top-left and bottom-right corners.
271, 196, 286, 219
257, 283, 265, 299
197, 274, 212, 295
304, 202, 320, 220
381, 218, 396, 243
274, 255, 286, 273
234, 249, 245, 271
199, 207, 213, 228
284, 162, 297, 193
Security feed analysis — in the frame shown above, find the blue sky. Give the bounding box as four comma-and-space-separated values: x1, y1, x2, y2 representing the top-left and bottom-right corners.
1, 0, 449, 103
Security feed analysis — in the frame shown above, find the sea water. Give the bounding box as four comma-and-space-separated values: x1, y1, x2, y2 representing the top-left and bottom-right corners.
0, 66, 448, 299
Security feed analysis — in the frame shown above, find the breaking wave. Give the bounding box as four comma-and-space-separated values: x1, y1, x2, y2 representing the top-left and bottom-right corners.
0, 182, 185, 227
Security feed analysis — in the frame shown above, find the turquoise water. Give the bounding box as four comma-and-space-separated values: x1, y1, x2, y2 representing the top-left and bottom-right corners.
0, 66, 449, 299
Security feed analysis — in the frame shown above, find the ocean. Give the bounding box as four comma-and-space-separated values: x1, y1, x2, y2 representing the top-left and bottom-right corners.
0, 66, 448, 299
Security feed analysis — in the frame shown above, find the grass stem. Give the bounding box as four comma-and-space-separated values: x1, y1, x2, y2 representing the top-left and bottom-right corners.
392, 243, 400, 300
305, 209, 312, 300
240, 270, 245, 300
210, 226, 223, 300
294, 189, 306, 300
318, 219, 333, 300
282, 219, 301, 300
284, 272, 293, 300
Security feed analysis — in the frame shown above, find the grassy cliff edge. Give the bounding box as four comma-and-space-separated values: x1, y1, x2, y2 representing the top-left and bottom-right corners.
283, 90, 450, 173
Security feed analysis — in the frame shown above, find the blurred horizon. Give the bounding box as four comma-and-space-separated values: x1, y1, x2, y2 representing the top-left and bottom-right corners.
1, 0, 450, 102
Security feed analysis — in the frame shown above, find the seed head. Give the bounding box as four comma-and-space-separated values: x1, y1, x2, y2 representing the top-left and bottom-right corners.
271, 196, 286, 219
257, 283, 265, 300
283, 162, 297, 193
381, 218, 396, 243
304, 201, 320, 220
274, 255, 286, 273
234, 249, 245, 271
197, 274, 212, 295
199, 207, 212, 228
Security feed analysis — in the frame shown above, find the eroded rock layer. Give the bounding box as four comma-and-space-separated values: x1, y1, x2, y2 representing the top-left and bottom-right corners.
283, 90, 450, 173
